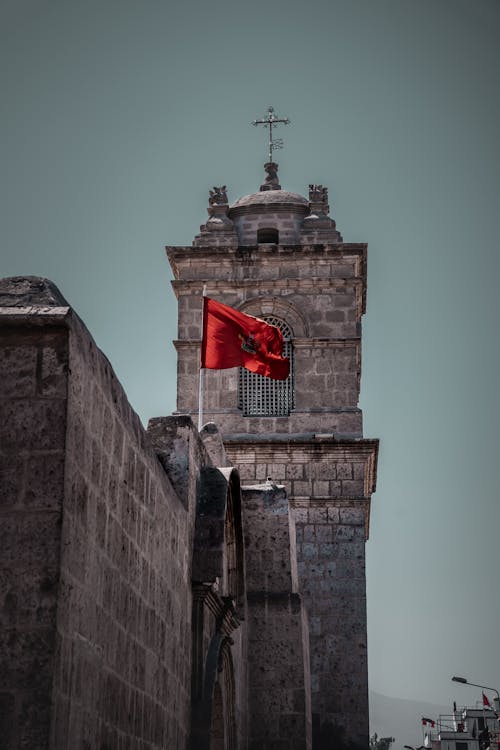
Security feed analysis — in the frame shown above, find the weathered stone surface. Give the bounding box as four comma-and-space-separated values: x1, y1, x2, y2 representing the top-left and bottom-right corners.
199, 420, 229, 465
0, 276, 70, 307
0, 283, 206, 749
49, 319, 200, 749
169, 240, 366, 437
0, 310, 68, 750
243, 483, 312, 749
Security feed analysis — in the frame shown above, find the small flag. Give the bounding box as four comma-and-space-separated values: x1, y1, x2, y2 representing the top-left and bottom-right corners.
483, 693, 492, 708
200, 297, 290, 380
422, 718, 436, 728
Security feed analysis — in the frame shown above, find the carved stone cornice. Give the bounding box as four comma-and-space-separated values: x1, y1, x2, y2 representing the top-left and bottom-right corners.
173, 336, 361, 351
171, 277, 365, 315
293, 337, 361, 348
223, 437, 379, 496
167, 244, 365, 275
167, 242, 367, 259
192, 583, 240, 636
290, 496, 372, 539
291, 497, 371, 508
167, 243, 367, 313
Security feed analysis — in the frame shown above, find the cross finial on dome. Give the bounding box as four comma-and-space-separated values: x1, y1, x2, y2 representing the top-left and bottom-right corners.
252, 106, 290, 164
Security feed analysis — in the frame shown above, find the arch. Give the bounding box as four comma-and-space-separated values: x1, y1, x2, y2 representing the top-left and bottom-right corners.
219, 467, 245, 607
218, 641, 237, 749
190, 467, 244, 749
191, 634, 237, 750
192, 466, 245, 606
238, 296, 309, 338
222, 470, 240, 603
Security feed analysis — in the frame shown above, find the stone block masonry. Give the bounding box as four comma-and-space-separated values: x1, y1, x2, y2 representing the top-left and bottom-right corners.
51, 316, 197, 749
293, 498, 369, 746
168, 242, 367, 438
226, 436, 378, 748
0, 321, 68, 749
242, 484, 312, 750
0, 278, 199, 749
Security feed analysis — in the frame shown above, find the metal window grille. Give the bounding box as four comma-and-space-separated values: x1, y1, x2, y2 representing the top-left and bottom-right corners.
238, 316, 294, 417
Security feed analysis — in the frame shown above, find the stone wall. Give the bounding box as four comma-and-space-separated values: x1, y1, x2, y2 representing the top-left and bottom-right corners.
225, 437, 378, 505
229, 208, 308, 245
0, 317, 69, 749
0, 278, 201, 749
51, 316, 199, 749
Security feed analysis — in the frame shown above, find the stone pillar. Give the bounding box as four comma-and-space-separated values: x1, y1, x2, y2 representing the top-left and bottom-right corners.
242, 483, 312, 749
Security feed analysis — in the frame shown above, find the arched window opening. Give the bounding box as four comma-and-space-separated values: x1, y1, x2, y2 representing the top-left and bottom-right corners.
238, 316, 294, 417
257, 227, 279, 244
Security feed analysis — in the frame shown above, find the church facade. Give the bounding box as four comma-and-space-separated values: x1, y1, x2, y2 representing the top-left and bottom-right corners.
0, 161, 378, 749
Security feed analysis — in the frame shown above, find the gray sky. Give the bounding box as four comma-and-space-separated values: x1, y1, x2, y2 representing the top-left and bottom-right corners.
2, 0, 500, 735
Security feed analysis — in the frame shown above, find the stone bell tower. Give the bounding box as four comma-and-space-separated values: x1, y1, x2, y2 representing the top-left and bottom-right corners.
167, 129, 379, 747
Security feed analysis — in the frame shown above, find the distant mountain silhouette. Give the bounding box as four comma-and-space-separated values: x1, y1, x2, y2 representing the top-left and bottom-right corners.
370, 690, 451, 748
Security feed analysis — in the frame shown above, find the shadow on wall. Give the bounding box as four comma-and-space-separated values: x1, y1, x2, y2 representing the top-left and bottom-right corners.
316, 719, 369, 750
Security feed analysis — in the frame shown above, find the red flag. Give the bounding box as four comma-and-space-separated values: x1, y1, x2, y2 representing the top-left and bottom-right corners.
201, 297, 289, 380
483, 693, 491, 708
422, 718, 436, 728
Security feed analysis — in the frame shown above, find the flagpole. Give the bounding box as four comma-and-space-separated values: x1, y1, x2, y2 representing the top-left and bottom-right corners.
198, 285, 207, 431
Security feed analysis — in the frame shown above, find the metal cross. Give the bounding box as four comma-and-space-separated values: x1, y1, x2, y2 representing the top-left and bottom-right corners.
252, 106, 290, 163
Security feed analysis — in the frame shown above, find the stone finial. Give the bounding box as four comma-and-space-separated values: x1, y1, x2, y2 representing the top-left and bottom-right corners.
300, 182, 343, 243
193, 185, 238, 247
260, 162, 281, 192
205, 185, 232, 227
308, 184, 329, 215
208, 186, 228, 206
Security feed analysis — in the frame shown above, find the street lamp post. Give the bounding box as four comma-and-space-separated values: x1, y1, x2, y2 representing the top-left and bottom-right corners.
451, 676, 500, 706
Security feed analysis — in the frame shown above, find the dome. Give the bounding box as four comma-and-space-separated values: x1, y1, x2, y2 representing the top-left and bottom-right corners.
229, 190, 308, 211
228, 188, 309, 245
